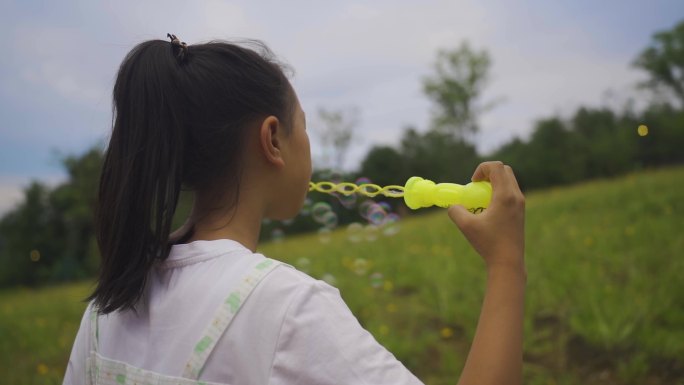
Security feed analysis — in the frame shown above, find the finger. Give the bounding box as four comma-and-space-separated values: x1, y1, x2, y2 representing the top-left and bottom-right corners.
472, 161, 509, 203
447, 204, 472, 230
471, 161, 505, 182
503, 165, 522, 192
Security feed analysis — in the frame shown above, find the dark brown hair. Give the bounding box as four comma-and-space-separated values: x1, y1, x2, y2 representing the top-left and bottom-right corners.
89, 38, 294, 314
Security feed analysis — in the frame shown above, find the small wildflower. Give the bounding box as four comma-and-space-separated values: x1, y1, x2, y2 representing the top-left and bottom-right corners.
440, 327, 454, 339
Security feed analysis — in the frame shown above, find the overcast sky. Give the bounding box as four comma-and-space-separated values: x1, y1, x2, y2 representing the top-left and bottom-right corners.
1, 0, 682, 215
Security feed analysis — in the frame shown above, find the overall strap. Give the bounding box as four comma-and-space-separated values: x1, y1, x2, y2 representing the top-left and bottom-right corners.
183, 258, 281, 379
89, 302, 99, 353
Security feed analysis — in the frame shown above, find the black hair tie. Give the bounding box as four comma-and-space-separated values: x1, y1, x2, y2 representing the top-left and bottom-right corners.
167, 33, 188, 62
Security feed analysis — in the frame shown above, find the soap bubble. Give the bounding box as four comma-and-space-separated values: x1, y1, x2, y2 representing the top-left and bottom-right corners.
321, 273, 337, 286
318, 227, 332, 243
364, 224, 379, 241
330, 171, 343, 182
346, 222, 364, 243
321, 211, 338, 229
355, 177, 372, 185
296, 257, 311, 272
353, 258, 369, 276
378, 201, 392, 212
382, 213, 401, 236
312, 202, 332, 223
337, 192, 357, 209
370, 272, 384, 288
368, 205, 387, 226
358, 200, 375, 219
271, 228, 285, 242
300, 198, 313, 216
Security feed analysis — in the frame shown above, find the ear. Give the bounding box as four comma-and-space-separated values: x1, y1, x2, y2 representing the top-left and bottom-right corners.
259, 115, 285, 168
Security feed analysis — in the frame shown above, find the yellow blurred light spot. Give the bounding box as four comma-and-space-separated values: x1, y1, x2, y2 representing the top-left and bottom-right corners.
379, 324, 389, 335
583, 236, 594, 247
637, 125, 648, 136
383, 280, 394, 292
30, 249, 40, 262
624, 226, 636, 236
386, 303, 397, 313
440, 327, 454, 339
37, 363, 49, 375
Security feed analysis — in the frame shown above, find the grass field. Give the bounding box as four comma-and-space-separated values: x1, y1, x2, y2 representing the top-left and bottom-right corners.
1, 166, 683, 384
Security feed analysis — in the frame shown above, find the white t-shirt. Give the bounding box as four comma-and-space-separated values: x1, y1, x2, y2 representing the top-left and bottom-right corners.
63, 239, 424, 384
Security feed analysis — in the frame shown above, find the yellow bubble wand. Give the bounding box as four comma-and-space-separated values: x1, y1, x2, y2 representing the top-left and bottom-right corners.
309, 177, 492, 213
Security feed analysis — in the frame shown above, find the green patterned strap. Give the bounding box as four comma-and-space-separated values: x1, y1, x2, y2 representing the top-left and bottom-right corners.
182, 258, 282, 379
89, 302, 99, 353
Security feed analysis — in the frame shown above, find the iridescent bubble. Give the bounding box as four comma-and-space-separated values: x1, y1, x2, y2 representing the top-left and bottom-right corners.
296, 257, 311, 272
300, 198, 313, 216
353, 258, 369, 276
318, 227, 332, 243
368, 205, 387, 226
312, 202, 332, 223
382, 213, 401, 236
355, 177, 372, 185
337, 192, 357, 209
321, 211, 339, 229
370, 272, 384, 288
378, 201, 392, 212
330, 171, 343, 182
358, 200, 375, 219
271, 228, 285, 242
346, 222, 364, 243
321, 273, 337, 286
364, 224, 379, 242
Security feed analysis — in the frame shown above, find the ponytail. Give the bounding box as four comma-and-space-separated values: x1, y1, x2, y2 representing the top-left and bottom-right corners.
90, 40, 185, 313
89, 37, 294, 314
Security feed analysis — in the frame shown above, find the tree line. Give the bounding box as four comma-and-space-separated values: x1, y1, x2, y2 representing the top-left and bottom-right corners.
1, 20, 682, 287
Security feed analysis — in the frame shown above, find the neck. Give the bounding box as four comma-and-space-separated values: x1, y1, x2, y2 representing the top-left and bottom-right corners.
172, 188, 264, 252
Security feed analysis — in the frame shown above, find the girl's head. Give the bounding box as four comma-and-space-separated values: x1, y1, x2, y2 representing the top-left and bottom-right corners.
91, 36, 309, 313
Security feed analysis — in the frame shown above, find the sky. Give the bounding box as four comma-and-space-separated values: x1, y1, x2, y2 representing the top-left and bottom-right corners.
0, 0, 682, 215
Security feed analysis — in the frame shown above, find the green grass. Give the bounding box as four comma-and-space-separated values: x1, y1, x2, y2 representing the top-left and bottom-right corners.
2, 166, 683, 384
0, 281, 92, 384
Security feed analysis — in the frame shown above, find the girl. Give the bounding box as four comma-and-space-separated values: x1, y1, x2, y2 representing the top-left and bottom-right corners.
64, 34, 526, 385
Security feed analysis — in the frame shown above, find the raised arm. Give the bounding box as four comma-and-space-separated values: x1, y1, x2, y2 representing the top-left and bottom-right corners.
447, 161, 526, 385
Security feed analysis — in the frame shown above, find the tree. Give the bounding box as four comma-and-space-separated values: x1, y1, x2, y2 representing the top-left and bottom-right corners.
315, 107, 360, 171
570, 107, 636, 178
359, 146, 407, 188
521, 118, 585, 188
633, 20, 684, 107
423, 42, 494, 139
399, 127, 480, 184
0, 147, 103, 287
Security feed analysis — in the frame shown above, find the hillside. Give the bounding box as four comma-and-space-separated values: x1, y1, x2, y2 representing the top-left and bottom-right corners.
2, 166, 682, 384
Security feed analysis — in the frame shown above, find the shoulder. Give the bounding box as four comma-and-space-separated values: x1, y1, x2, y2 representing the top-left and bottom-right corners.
259, 260, 425, 384
250, 257, 340, 311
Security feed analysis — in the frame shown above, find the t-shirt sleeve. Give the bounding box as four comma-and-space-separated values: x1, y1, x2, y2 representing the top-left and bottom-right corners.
63, 303, 92, 385
268, 280, 424, 385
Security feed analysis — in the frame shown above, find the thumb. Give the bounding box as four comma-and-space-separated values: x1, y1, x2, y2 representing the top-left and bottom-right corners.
447, 204, 471, 229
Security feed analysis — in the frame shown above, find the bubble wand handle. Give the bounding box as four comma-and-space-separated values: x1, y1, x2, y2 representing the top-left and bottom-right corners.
403, 177, 492, 212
